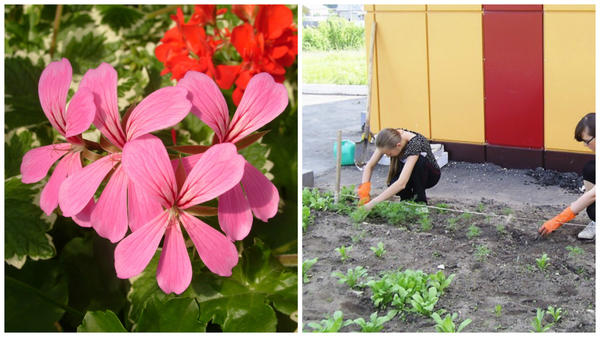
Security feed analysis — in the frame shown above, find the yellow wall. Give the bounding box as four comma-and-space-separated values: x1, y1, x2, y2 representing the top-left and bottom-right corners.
544, 5, 595, 153
427, 5, 485, 144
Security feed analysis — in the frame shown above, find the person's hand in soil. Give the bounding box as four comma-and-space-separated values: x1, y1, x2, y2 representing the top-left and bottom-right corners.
539, 206, 576, 236
358, 182, 371, 205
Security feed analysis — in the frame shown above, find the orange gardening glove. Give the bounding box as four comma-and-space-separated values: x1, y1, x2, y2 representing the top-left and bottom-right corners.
538, 206, 576, 236
358, 182, 371, 205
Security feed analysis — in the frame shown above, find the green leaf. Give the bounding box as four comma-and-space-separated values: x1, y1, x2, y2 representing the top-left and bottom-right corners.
5, 176, 56, 267
5, 260, 69, 331
5, 128, 36, 178
238, 141, 268, 172
77, 310, 127, 332
61, 32, 112, 74
98, 5, 143, 32
4, 56, 47, 129
135, 297, 206, 332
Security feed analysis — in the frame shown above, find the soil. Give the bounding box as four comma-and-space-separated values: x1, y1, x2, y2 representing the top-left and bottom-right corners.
527, 167, 585, 194
302, 196, 595, 332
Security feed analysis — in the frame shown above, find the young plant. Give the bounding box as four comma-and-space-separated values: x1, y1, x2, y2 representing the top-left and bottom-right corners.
409, 287, 439, 316
530, 308, 553, 332
546, 306, 563, 323
339, 184, 356, 203
435, 203, 450, 214
349, 311, 397, 332
496, 223, 507, 235
431, 312, 472, 332
332, 266, 368, 289
370, 242, 386, 258
419, 216, 433, 232
566, 245, 584, 257
460, 212, 473, 222
466, 225, 480, 239
446, 217, 458, 231
427, 271, 455, 294
350, 207, 370, 224
302, 206, 313, 231
477, 202, 485, 213
494, 304, 502, 317
536, 253, 549, 271
474, 244, 491, 262
351, 231, 365, 243
502, 207, 513, 215
306, 310, 352, 332
303, 258, 318, 283
335, 245, 352, 262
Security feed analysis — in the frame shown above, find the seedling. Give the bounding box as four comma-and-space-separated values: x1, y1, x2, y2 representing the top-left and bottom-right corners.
303, 258, 318, 283
566, 246, 584, 257
335, 245, 352, 262
446, 217, 458, 231
339, 184, 356, 203
477, 202, 485, 213
460, 212, 473, 222
496, 224, 507, 235
409, 287, 439, 316
432, 251, 442, 258
332, 266, 368, 289
370, 242, 386, 258
419, 216, 433, 232
351, 231, 365, 243
502, 207, 513, 215
536, 253, 549, 271
302, 206, 313, 231
474, 245, 490, 262
350, 207, 370, 224
349, 311, 397, 332
494, 304, 502, 317
467, 225, 481, 239
530, 308, 553, 332
435, 203, 450, 214
428, 271, 455, 294
431, 312, 472, 332
306, 310, 352, 332
546, 306, 563, 323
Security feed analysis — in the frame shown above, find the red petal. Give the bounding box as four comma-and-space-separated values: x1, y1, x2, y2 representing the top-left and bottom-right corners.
232, 5, 257, 22
216, 64, 241, 90
231, 23, 256, 59
254, 5, 293, 40
232, 87, 244, 106
192, 5, 216, 25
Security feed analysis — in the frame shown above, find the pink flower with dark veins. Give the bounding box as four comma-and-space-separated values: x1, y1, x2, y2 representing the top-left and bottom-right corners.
117, 135, 246, 294
177, 72, 288, 241
21, 58, 96, 226
58, 63, 192, 243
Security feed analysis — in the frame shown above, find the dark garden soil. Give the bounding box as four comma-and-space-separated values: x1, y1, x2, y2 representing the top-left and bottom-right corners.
303, 197, 595, 332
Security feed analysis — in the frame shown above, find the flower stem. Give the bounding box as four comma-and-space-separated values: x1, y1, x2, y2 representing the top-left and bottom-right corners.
49, 5, 63, 58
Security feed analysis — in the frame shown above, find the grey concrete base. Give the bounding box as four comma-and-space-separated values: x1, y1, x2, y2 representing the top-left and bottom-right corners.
303, 84, 367, 96
302, 170, 314, 188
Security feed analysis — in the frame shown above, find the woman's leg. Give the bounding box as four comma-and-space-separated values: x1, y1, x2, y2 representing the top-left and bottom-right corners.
390, 161, 415, 200
583, 160, 595, 221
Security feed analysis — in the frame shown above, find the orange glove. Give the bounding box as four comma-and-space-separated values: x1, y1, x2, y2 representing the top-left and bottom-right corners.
358, 182, 371, 205
538, 206, 576, 236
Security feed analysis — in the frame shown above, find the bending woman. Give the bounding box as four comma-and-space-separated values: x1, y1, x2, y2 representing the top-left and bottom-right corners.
539, 113, 596, 239
358, 128, 441, 210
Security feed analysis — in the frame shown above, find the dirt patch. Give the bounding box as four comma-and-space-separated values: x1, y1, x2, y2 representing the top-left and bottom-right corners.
303, 197, 595, 332
527, 167, 584, 194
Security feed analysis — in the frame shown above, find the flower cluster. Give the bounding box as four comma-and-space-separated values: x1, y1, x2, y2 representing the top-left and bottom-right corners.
155, 5, 297, 105
21, 58, 288, 294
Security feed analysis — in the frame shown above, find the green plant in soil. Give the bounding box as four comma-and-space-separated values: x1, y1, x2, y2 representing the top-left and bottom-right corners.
350, 207, 370, 224
431, 312, 472, 332
303, 187, 335, 211
409, 287, 439, 316
339, 184, 356, 204
446, 217, 458, 231
530, 308, 554, 332
428, 271, 455, 294
496, 223, 507, 235
306, 310, 352, 332
332, 266, 368, 289
536, 253, 549, 271
474, 244, 491, 262
435, 203, 450, 214
502, 207, 514, 215
348, 311, 397, 332
302, 206, 313, 231
566, 245, 584, 257
460, 212, 473, 222
351, 231, 365, 243
370, 242, 386, 258
477, 202, 485, 213
335, 245, 352, 262
419, 216, 433, 232
494, 304, 502, 317
467, 225, 481, 239
303, 258, 318, 283
546, 306, 563, 323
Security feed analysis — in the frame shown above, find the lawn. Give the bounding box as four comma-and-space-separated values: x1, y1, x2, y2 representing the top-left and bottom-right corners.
303, 50, 366, 85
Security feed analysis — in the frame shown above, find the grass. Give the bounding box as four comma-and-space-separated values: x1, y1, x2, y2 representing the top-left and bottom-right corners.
303, 50, 366, 85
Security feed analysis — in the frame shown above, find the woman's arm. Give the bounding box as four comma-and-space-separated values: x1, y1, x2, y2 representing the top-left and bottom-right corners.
363, 155, 419, 210
571, 186, 595, 214
361, 148, 384, 183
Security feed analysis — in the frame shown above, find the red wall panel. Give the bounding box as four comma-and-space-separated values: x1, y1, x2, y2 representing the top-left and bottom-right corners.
483, 5, 543, 12
483, 7, 544, 148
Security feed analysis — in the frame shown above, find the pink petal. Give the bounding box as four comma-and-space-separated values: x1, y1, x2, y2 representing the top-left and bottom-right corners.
21, 143, 71, 183
241, 161, 279, 222
122, 135, 178, 208
114, 210, 169, 279
40, 151, 80, 215
79, 63, 127, 148
177, 143, 245, 209
225, 73, 288, 143
218, 184, 253, 241
59, 153, 120, 217
125, 86, 191, 141
128, 181, 164, 232
179, 211, 238, 276
38, 58, 72, 136
64, 87, 96, 137
72, 198, 95, 228
91, 165, 129, 243
179, 153, 203, 174
156, 221, 192, 294
178, 71, 229, 142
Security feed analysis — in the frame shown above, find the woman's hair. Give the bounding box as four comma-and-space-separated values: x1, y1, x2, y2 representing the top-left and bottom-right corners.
376, 128, 403, 149
376, 128, 403, 185
575, 112, 595, 141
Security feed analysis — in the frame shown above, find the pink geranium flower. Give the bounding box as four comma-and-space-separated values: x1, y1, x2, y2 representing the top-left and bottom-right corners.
58, 63, 192, 243
177, 72, 288, 241
117, 135, 245, 294
20, 58, 96, 226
